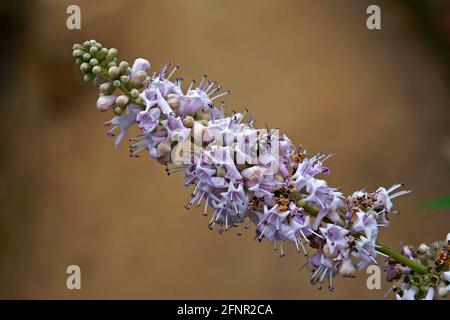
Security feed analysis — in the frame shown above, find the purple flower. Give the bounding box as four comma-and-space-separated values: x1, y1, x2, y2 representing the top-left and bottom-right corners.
280, 212, 313, 255
319, 224, 349, 256
375, 184, 411, 213
308, 250, 338, 290
162, 114, 191, 143
104, 103, 141, 148
352, 211, 378, 240
256, 205, 290, 233
210, 183, 249, 230
353, 236, 377, 269
136, 107, 161, 133
209, 146, 242, 182
242, 166, 280, 204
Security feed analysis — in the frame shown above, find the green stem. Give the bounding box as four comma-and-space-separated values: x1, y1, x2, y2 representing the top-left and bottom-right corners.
296, 199, 428, 275
375, 243, 428, 275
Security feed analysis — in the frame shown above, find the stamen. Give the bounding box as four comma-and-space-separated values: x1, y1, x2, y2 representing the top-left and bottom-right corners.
167, 64, 179, 80
188, 79, 196, 92
328, 272, 334, 291
211, 90, 230, 101
199, 74, 207, 89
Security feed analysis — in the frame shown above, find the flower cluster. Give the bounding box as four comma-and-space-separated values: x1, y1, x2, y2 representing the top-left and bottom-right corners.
386, 233, 450, 300
72, 40, 449, 299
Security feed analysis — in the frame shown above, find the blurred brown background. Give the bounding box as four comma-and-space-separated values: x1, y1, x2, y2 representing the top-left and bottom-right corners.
0, 0, 449, 299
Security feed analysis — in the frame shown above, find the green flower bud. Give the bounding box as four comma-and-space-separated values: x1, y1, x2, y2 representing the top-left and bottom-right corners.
90, 58, 99, 66
95, 42, 103, 50
99, 82, 114, 94
75, 57, 83, 65
89, 39, 97, 46
92, 66, 102, 75
72, 49, 84, 58
97, 48, 108, 60
83, 53, 91, 61
83, 72, 94, 82
118, 61, 129, 74
120, 75, 129, 84
80, 62, 91, 72
107, 48, 118, 60
113, 106, 124, 115
113, 80, 122, 88
116, 95, 129, 108
89, 46, 98, 56
108, 66, 120, 79
107, 61, 117, 68
83, 40, 90, 47
73, 43, 83, 50
130, 88, 140, 98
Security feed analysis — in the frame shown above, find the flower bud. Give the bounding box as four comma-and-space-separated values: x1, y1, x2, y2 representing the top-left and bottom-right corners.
99, 82, 114, 94
113, 106, 123, 115
97, 48, 108, 60
73, 43, 83, 50
417, 243, 431, 255
120, 75, 129, 84
119, 61, 129, 74
92, 66, 102, 75
113, 80, 122, 88
80, 62, 91, 72
107, 48, 118, 60
89, 46, 98, 56
90, 58, 99, 66
167, 97, 180, 110
115, 95, 129, 108
135, 70, 147, 84
130, 89, 140, 98
182, 116, 195, 128
96, 95, 117, 111
108, 66, 120, 79
83, 73, 94, 82
82, 53, 91, 61
72, 49, 84, 58
339, 259, 356, 278
157, 141, 172, 157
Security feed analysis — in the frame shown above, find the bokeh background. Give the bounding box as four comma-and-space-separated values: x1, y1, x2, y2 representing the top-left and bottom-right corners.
0, 0, 449, 299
